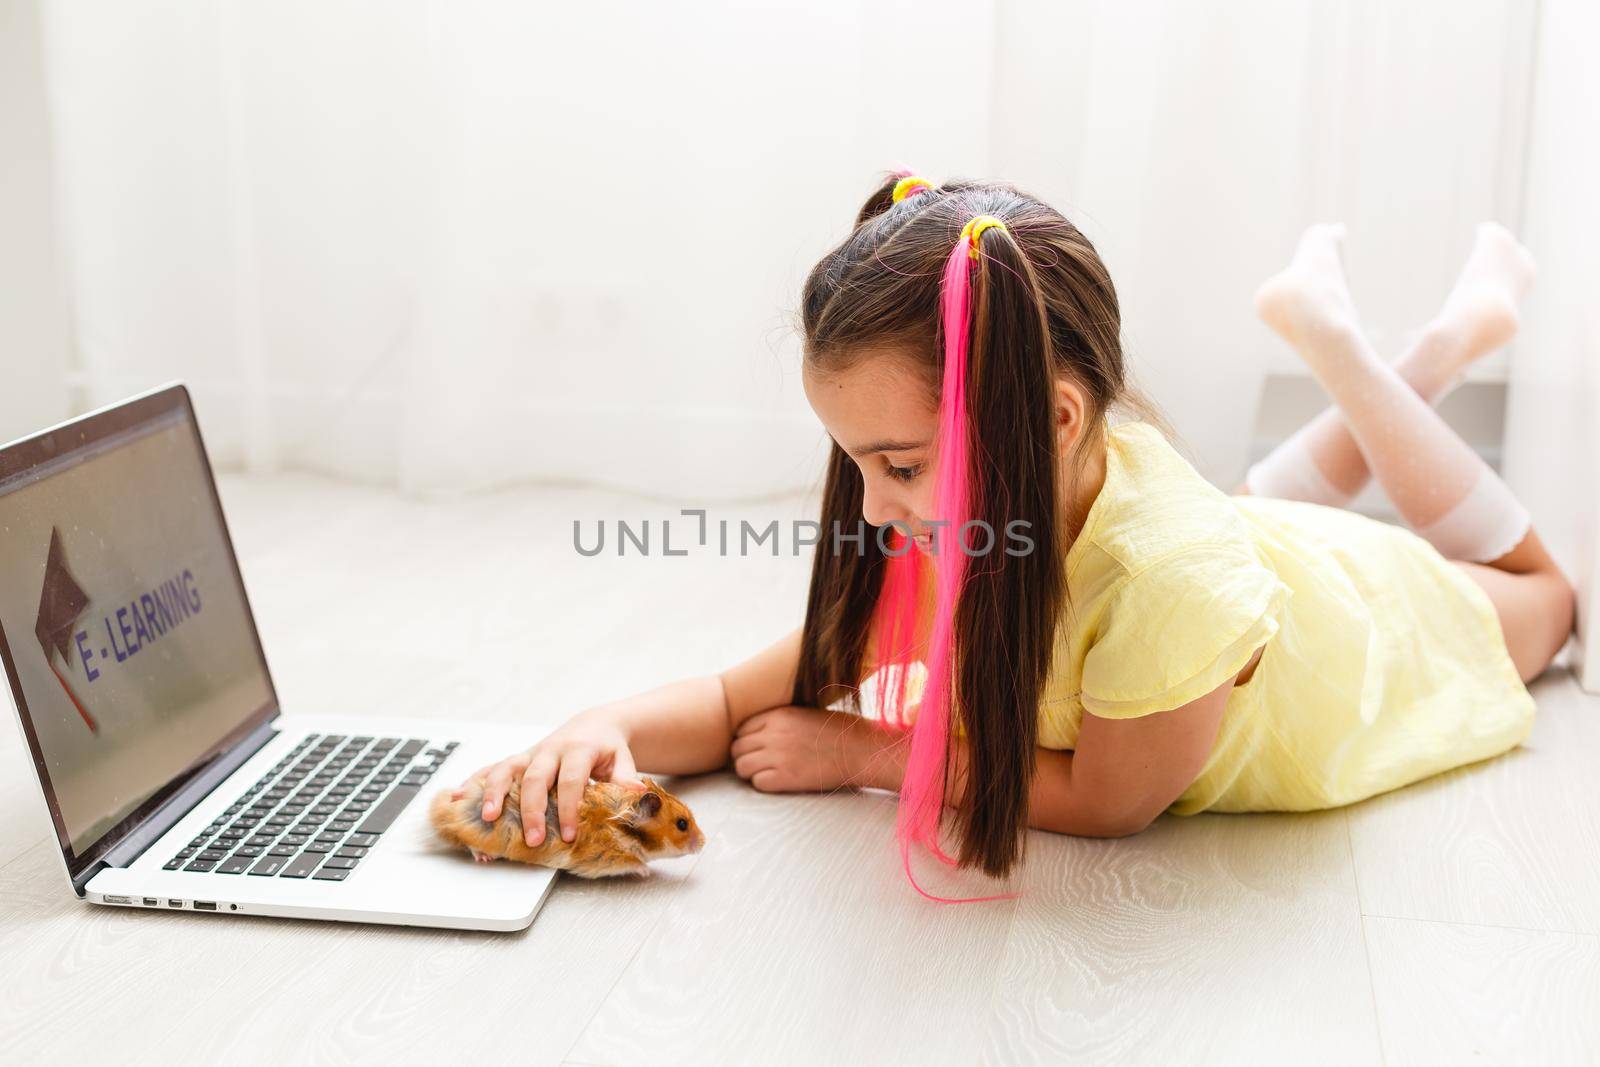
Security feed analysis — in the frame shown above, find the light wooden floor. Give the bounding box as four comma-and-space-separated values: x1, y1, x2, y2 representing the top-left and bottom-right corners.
3, 474, 1597, 1066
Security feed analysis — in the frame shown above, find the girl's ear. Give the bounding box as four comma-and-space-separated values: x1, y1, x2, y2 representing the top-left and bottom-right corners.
1054, 377, 1090, 452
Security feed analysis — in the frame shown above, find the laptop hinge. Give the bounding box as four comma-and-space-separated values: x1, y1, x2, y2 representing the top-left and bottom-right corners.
73, 718, 281, 896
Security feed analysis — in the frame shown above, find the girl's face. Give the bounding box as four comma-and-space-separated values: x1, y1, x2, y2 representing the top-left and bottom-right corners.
803, 352, 940, 548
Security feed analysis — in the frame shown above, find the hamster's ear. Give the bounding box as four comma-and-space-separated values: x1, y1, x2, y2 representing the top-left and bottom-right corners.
631, 790, 662, 821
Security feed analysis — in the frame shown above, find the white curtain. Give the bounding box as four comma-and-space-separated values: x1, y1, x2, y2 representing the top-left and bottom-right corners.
39, 0, 1536, 496
1503, 0, 1600, 688
991, 0, 1535, 481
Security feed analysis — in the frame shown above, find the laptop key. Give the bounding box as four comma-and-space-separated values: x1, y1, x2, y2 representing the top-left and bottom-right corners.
184, 859, 217, 872
164, 858, 183, 870
356, 785, 421, 835
249, 857, 286, 876
198, 849, 229, 862
345, 831, 380, 848
335, 846, 369, 859
269, 844, 298, 857
235, 845, 264, 857
304, 842, 335, 853
312, 866, 352, 881
322, 856, 358, 870
280, 852, 323, 879
218, 855, 251, 874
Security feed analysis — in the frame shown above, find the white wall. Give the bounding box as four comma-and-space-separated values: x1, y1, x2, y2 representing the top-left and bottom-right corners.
1503, 0, 1600, 689
0, 0, 70, 443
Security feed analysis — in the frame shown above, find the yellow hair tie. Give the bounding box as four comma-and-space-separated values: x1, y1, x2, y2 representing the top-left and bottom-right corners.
960, 215, 1008, 259
891, 175, 935, 202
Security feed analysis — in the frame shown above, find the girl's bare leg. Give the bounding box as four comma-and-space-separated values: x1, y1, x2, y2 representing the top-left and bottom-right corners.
1242, 223, 1534, 503
1254, 223, 1572, 679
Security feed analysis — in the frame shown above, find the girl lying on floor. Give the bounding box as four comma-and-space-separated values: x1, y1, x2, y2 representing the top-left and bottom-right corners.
456, 174, 1574, 899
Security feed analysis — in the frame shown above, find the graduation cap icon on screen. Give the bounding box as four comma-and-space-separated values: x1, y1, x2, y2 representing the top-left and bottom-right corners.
34, 527, 99, 734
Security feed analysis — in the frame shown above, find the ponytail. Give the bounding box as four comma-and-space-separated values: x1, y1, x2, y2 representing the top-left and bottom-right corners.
798, 175, 1115, 898
873, 214, 1065, 899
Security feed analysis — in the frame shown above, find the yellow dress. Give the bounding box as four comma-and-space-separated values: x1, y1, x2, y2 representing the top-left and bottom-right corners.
1036, 420, 1535, 813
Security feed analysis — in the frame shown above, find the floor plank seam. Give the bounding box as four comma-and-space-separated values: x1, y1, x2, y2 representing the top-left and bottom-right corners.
1358, 910, 1600, 940
1344, 811, 1389, 1067
555, 832, 721, 1065
559, 932, 650, 1066
0, 837, 45, 878
976, 892, 1024, 1063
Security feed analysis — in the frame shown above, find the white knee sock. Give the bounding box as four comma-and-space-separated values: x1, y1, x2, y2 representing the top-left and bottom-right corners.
1253, 223, 1535, 564
1245, 430, 1355, 508
1412, 464, 1531, 563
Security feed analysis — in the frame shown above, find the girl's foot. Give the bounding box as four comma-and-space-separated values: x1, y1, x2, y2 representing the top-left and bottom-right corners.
1414, 222, 1537, 377
1254, 223, 1364, 369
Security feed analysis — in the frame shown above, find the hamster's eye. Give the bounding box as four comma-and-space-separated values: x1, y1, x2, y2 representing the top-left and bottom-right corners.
675, 818, 688, 831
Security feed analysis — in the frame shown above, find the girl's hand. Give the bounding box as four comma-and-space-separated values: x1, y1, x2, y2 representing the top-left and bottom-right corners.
451, 714, 644, 847
730, 705, 883, 793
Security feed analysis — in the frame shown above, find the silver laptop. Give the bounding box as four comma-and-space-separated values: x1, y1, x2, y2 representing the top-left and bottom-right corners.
0, 384, 556, 931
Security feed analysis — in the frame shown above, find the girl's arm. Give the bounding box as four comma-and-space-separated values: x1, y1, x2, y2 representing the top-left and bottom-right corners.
619, 626, 803, 774
462, 628, 801, 846
851, 666, 1240, 838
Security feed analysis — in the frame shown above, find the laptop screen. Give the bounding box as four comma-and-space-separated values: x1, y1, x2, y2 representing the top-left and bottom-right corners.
0, 391, 276, 865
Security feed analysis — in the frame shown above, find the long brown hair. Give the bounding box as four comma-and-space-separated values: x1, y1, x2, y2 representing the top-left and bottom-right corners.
793, 175, 1137, 881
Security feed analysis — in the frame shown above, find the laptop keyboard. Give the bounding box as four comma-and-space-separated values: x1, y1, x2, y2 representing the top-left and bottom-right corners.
162, 733, 457, 883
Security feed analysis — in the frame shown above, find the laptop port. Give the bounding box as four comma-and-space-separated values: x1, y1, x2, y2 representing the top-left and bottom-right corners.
194, 901, 217, 911
104, 894, 130, 904
168, 899, 182, 908
143, 898, 158, 906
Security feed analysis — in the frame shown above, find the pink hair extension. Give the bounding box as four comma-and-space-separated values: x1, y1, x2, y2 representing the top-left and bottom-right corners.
870, 226, 1020, 904
870, 528, 924, 732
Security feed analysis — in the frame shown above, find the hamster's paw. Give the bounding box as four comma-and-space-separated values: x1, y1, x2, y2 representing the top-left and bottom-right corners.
471, 849, 498, 863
